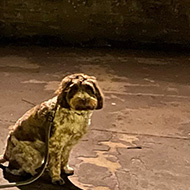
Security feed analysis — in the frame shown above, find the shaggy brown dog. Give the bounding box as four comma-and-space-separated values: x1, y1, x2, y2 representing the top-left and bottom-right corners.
0, 73, 103, 185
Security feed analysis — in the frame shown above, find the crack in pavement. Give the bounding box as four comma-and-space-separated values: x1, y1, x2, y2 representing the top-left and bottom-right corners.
91, 128, 190, 140
104, 91, 190, 99
0, 118, 16, 124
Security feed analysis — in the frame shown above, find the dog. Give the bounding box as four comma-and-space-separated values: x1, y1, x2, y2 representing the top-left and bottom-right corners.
0, 73, 103, 185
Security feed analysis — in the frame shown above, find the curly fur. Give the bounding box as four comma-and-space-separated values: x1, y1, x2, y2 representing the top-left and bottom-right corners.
0, 73, 103, 185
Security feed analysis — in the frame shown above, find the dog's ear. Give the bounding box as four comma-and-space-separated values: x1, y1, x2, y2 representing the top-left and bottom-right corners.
92, 81, 104, 110
55, 77, 72, 108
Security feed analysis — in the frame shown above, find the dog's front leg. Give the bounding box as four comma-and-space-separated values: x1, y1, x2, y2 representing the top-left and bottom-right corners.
61, 136, 83, 175
48, 139, 66, 185
48, 148, 63, 185
61, 145, 74, 175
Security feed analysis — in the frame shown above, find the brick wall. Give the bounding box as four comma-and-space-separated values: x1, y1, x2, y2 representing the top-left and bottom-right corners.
0, 0, 190, 45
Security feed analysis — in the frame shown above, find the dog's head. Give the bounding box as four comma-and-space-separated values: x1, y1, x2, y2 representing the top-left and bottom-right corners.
55, 73, 103, 110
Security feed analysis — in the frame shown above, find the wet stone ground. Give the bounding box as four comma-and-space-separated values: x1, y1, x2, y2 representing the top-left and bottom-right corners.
0, 46, 190, 190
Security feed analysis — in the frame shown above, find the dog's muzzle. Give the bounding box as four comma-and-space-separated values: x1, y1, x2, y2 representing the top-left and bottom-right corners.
69, 92, 98, 110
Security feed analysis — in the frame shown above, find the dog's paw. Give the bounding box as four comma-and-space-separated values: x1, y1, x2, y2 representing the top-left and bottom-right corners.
63, 165, 74, 175
52, 177, 65, 185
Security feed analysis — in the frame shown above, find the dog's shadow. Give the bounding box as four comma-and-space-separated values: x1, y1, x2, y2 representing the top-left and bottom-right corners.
1, 166, 82, 190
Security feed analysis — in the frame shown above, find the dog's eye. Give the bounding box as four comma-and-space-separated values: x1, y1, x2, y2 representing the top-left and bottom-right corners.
68, 84, 79, 98
84, 84, 95, 94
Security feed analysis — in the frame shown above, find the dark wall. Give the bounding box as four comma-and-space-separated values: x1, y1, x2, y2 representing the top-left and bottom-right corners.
0, 0, 190, 45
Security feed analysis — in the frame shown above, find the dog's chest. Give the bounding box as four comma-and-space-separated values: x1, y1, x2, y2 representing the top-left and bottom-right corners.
51, 107, 92, 144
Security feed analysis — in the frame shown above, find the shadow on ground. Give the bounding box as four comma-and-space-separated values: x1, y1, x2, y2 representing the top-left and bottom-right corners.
0, 166, 82, 190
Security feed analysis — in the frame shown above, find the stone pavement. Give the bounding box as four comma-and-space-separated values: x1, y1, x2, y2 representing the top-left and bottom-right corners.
0, 46, 190, 190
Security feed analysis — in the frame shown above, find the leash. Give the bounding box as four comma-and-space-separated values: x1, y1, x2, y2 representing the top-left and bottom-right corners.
0, 101, 58, 188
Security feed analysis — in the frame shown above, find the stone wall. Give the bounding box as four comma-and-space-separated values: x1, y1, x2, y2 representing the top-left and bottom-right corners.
0, 0, 190, 45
